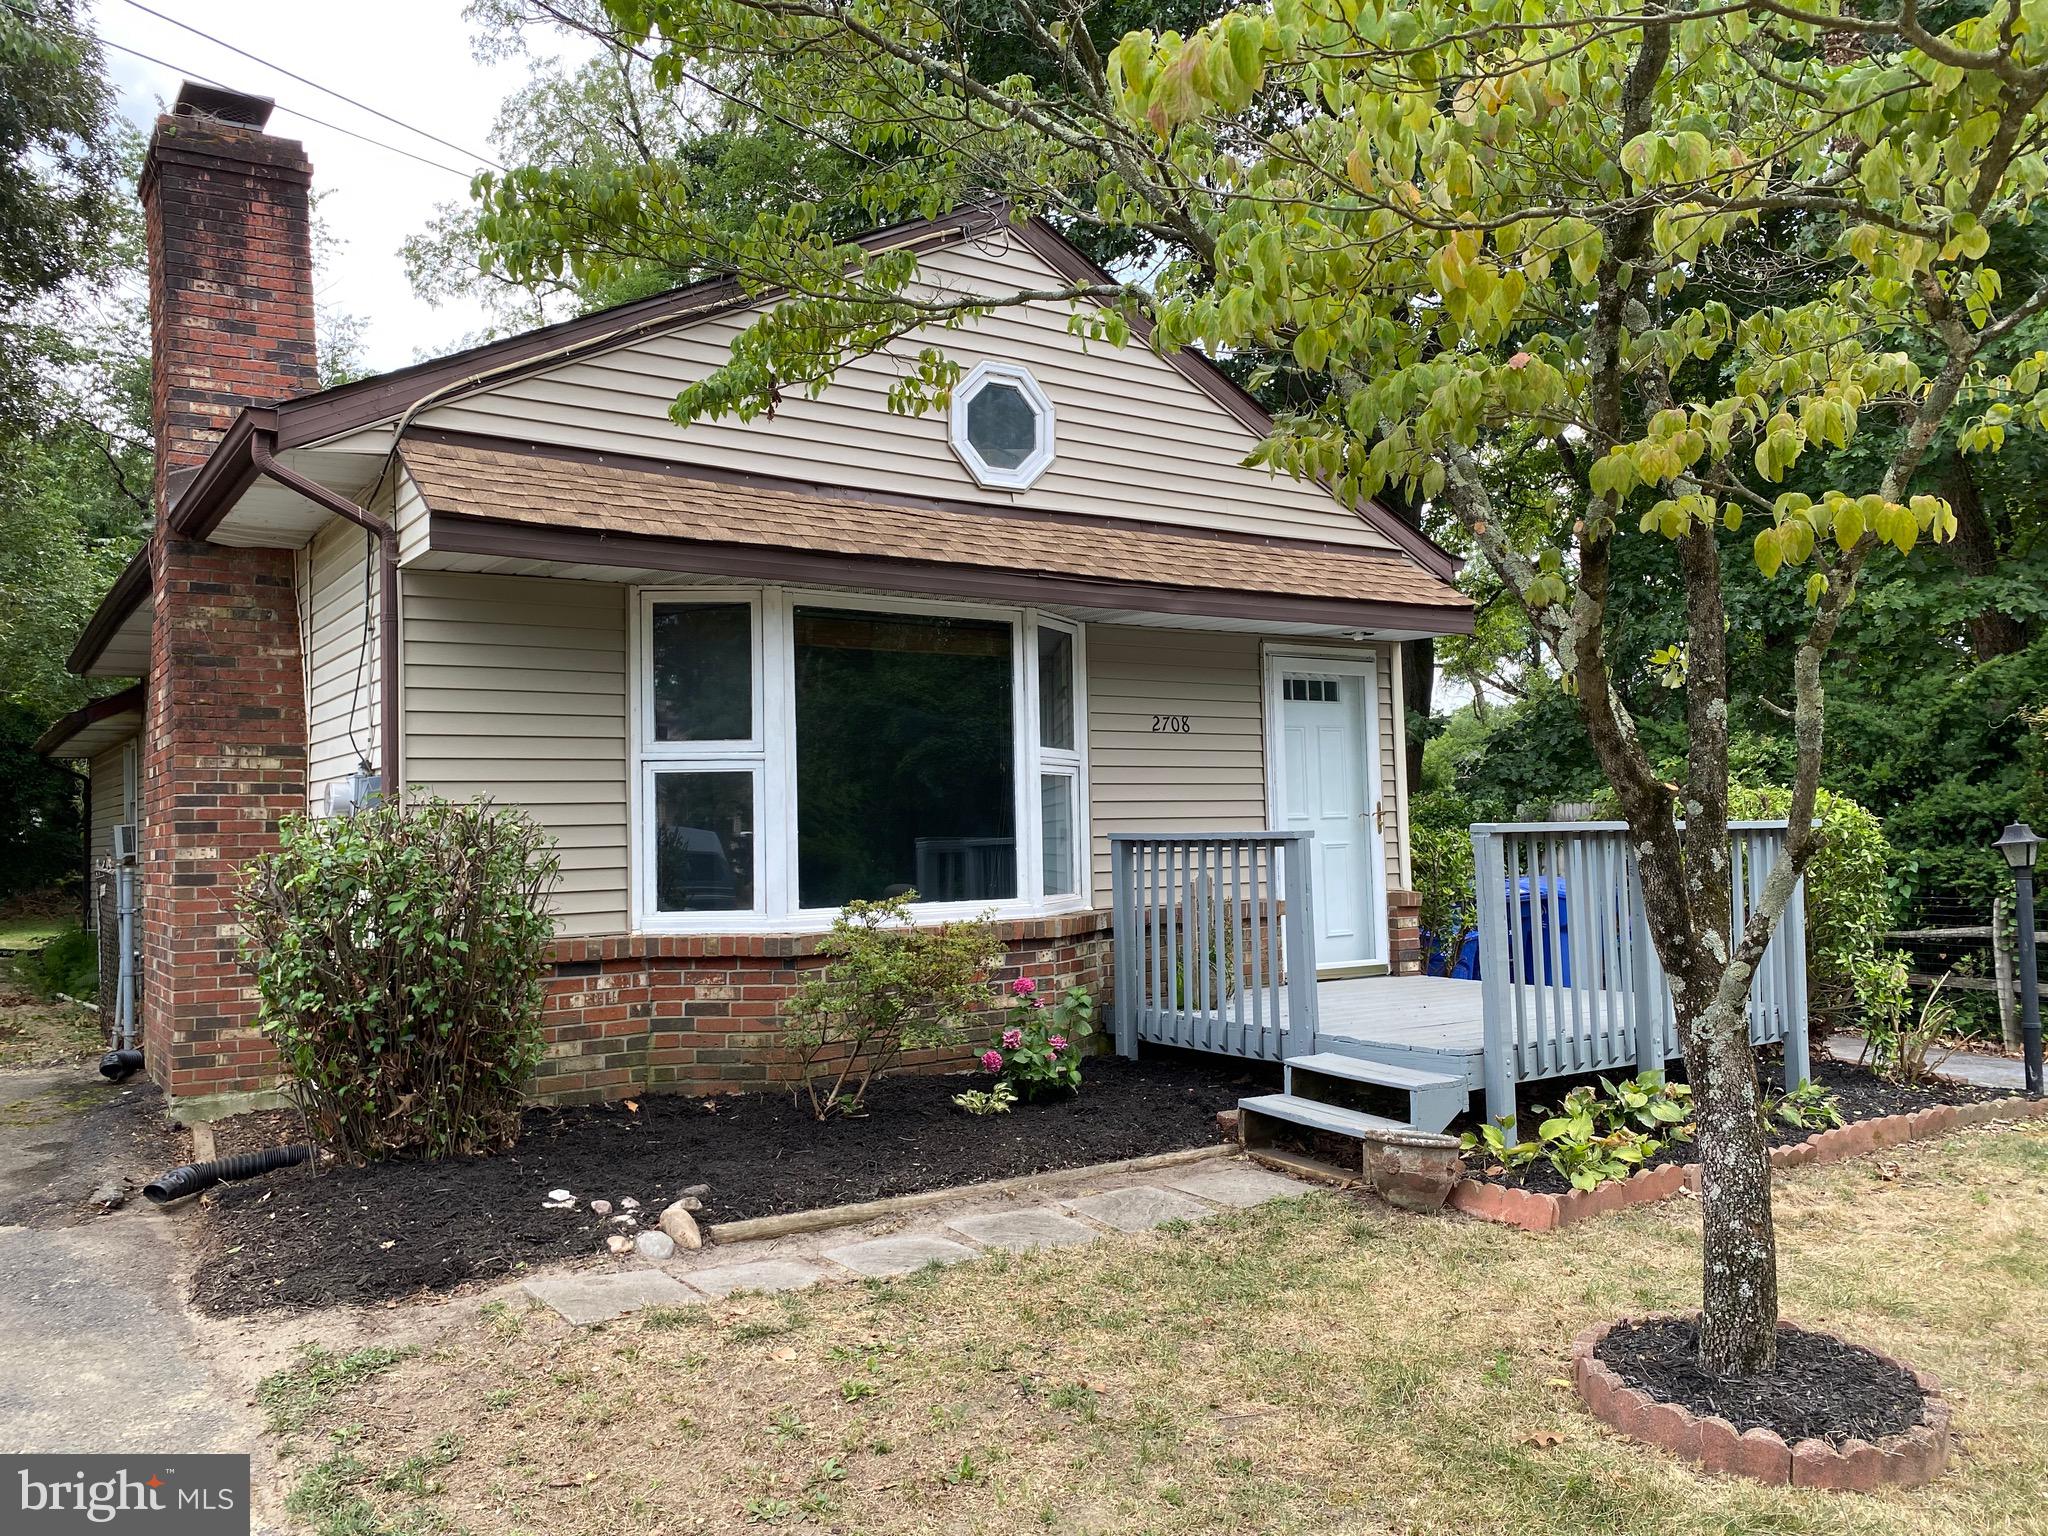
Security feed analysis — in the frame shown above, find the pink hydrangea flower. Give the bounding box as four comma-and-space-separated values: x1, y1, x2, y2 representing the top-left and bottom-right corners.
1001, 1027, 1023, 1050
1049, 1035, 1068, 1053
980, 1050, 1003, 1073
1010, 976, 1038, 996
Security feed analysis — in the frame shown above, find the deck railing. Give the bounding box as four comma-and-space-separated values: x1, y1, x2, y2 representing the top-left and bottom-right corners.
1470, 820, 1810, 1123
1108, 831, 1319, 1062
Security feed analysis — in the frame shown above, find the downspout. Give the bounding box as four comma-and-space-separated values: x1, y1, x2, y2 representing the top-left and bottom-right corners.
249, 436, 402, 791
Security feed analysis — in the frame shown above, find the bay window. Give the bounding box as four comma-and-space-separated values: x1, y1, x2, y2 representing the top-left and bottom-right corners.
634, 588, 1086, 929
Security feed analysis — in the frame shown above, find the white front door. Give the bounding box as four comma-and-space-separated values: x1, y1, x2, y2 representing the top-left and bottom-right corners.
1275, 666, 1383, 969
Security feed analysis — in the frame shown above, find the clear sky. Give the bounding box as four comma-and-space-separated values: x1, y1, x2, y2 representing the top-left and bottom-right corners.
91, 0, 565, 373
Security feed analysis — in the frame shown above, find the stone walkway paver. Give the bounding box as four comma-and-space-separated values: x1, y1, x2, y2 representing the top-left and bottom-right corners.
520, 1152, 1318, 1325
685, 1258, 829, 1299
820, 1233, 976, 1278
522, 1269, 700, 1325
1059, 1184, 1213, 1232
1161, 1163, 1310, 1207
947, 1207, 1099, 1253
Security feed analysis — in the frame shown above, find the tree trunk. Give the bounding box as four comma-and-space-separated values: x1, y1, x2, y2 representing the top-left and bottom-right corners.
1678, 986, 1780, 1374
1940, 452, 2027, 660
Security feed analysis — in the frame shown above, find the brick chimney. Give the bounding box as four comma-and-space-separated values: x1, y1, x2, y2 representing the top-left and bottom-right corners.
137, 84, 315, 1106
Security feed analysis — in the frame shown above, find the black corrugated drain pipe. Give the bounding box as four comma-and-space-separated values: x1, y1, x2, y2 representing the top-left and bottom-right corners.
144, 1145, 313, 1205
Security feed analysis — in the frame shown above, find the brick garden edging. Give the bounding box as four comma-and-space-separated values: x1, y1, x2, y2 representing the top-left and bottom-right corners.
1570, 1318, 1952, 1490
1449, 1095, 2048, 1232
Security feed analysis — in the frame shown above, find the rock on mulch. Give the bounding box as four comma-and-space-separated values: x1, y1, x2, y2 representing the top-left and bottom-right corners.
1471, 1052, 2004, 1196
1595, 1316, 1927, 1446
187, 1052, 1260, 1316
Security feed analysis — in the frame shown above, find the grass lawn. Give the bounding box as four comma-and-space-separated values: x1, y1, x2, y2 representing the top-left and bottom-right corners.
0, 913, 66, 950
263, 1122, 2048, 1536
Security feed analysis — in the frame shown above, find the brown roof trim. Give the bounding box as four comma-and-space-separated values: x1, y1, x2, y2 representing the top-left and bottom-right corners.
34, 683, 146, 757
405, 425, 1458, 571
1003, 219, 1462, 584
188, 202, 1458, 587
427, 510, 1477, 636
269, 207, 1009, 452
167, 408, 274, 541
67, 549, 153, 676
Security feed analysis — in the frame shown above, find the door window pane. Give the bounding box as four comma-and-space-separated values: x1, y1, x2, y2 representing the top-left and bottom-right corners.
651, 602, 752, 741
1037, 624, 1075, 752
654, 770, 755, 911
794, 608, 1016, 907
1041, 771, 1076, 896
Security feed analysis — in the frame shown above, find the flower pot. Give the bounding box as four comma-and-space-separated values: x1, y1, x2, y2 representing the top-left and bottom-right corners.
1359, 1127, 1464, 1212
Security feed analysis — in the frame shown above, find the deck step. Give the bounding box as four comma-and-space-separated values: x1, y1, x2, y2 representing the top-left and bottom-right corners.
1237, 1093, 1405, 1142
1285, 1052, 1464, 1092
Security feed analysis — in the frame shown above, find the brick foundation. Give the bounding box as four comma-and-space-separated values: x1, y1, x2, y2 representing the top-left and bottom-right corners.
531, 910, 1115, 1104
138, 101, 316, 1101
1388, 887, 1424, 975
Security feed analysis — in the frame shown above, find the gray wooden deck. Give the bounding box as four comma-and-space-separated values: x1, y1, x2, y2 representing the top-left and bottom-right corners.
1314, 975, 1487, 1088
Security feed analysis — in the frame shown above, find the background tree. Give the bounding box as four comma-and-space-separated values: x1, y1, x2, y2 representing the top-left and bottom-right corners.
0, 2, 147, 901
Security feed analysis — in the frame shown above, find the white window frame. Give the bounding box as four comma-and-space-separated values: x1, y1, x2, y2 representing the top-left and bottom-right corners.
1028, 614, 1085, 900
630, 584, 1091, 934
949, 361, 1057, 490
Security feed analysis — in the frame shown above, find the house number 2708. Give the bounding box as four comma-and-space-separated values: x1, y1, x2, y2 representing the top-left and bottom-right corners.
1151, 714, 1192, 733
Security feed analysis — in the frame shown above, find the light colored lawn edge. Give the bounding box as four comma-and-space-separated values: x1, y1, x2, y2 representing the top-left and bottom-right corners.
706, 1140, 1232, 1242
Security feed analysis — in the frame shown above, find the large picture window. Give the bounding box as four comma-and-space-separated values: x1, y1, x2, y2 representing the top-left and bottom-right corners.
635, 590, 1087, 929
795, 608, 1016, 908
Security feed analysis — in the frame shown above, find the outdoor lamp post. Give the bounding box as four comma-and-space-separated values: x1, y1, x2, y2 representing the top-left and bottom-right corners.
1994, 822, 2043, 1098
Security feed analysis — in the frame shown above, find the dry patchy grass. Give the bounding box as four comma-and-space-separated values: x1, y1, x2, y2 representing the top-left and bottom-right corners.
263, 1123, 2048, 1536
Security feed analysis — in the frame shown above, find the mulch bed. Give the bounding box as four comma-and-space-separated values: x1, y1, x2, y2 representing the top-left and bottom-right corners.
188, 1052, 1257, 1316
1595, 1316, 1927, 1446
1471, 1052, 2003, 1196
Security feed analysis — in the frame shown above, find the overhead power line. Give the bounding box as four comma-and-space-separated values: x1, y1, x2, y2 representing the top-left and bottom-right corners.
117, 0, 505, 171
92, 33, 481, 180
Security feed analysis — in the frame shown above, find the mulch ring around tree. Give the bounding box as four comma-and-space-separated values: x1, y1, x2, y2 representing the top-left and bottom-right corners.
1596, 1317, 1926, 1446
186, 1051, 1262, 1317
1469, 1051, 2004, 1195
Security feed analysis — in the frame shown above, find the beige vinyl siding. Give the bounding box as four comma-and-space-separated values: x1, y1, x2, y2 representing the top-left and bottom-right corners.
1371, 645, 1405, 890
88, 744, 128, 862
414, 238, 1397, 554
302, 517, 382, 811
1085, 625, 1268, 895
401, 572, 629, 937
1085, 629, 1406, 924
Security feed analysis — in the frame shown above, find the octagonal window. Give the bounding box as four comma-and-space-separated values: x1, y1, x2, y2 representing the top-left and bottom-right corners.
950, 362, 1055, 489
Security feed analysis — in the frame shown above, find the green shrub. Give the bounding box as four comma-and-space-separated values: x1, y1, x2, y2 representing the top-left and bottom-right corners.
238, 796, 559, 1161
783, 893, 1001, 1118
1410, 790, 1479, 974
12, 922, 96, 1000
1728, 784, 1896, 1032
